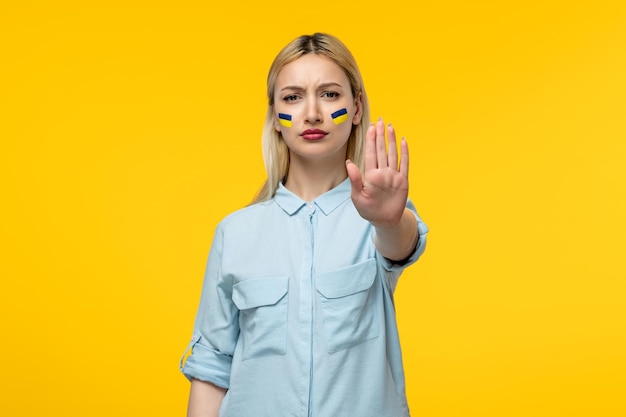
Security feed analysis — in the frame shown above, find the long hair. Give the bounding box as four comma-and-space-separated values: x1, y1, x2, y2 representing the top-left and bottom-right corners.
252, 33, 370, 203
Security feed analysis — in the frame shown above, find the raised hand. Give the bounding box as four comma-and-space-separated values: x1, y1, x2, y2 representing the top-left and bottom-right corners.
346, 118, 409, 229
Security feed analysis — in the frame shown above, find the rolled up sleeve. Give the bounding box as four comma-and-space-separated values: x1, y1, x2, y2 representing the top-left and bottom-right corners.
180, 224, 239, 389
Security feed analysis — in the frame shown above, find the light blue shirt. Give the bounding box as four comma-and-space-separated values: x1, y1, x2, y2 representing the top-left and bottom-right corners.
181, 178, 428, 417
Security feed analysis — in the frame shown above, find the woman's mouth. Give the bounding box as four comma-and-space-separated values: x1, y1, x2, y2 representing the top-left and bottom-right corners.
301, 129, 328, 140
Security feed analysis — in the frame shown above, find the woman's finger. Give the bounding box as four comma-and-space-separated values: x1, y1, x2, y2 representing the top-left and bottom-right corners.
399, 137, 409, 177
376, 118, 387, 168
364, 122, 377, 171
387, 123, 398, 170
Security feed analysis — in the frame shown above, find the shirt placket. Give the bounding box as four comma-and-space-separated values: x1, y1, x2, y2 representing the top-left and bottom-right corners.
302, 202, 317, 417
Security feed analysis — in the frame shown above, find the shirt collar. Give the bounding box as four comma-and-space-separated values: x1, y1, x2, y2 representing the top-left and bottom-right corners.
274, 178, 352, 216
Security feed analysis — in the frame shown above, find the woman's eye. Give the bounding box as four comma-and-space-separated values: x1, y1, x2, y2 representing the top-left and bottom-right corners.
322, 91, 340, 99
283, 95, 299, 102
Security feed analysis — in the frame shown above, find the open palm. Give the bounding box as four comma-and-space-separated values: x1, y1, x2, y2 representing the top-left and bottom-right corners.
346, 119, 409, 228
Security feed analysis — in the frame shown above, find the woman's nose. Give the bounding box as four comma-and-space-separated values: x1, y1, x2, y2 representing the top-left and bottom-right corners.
304, 97, 322, 124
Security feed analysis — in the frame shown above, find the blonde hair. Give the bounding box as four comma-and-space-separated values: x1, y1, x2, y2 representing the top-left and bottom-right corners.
252, 33, 370, 203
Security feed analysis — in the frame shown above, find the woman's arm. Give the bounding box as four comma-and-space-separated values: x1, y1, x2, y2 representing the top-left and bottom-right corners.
346, 119, 418, 261
373, 208, 418, 261
187, 378, 227, 417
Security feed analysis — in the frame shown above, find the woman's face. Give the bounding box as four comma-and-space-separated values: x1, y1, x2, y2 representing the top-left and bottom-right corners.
273, 54, 362, 164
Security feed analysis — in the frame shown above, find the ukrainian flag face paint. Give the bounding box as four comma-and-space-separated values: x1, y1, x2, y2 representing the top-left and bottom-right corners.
331, 108, 349, 125
278, 113, 292, 128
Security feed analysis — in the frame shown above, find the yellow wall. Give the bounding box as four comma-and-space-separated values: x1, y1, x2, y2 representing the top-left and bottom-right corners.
2, 1, 624, 416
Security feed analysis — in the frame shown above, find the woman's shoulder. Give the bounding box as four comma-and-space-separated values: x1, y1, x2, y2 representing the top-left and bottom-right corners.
217, 199, 275, 229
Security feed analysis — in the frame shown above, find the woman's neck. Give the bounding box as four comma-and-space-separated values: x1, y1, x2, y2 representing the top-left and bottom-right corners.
284, 156, 348, 202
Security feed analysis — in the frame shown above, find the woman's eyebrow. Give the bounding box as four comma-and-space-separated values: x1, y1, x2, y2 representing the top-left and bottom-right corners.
280, 82, 345, 93
317, 82, 343, 90
280, 85, 305, 93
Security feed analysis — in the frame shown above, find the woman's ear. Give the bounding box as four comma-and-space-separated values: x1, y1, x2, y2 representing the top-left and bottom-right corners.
272, 108, 282, 132
352, 92, 363, 125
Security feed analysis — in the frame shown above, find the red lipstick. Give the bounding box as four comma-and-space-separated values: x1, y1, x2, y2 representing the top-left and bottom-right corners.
301, 129, 328, 140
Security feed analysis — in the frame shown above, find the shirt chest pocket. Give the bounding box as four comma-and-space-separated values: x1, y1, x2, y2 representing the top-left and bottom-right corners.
232, 276, 289, 360
316, 258, 379, 353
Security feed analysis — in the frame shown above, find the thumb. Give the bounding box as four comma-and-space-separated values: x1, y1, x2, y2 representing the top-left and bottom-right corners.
346, 159, 363, 195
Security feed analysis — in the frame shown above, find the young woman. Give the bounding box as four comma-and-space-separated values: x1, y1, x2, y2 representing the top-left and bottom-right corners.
181, 33, 428, 417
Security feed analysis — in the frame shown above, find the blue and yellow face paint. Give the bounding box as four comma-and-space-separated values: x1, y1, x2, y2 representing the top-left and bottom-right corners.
278, 113, 292, 128
331, 108, 349, 125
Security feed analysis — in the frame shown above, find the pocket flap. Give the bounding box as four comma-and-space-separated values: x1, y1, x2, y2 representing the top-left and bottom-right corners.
316, 258, 377, 299
232, 276, 289, 310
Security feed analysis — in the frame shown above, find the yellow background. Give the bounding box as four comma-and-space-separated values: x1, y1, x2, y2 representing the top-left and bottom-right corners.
2, 1, 625, 416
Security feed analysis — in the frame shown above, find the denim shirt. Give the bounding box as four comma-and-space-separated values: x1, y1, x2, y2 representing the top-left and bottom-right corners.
180, 178, 428, 417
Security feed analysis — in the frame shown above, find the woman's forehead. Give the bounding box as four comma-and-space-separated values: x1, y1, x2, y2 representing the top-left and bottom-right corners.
275, 54, 349, 88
